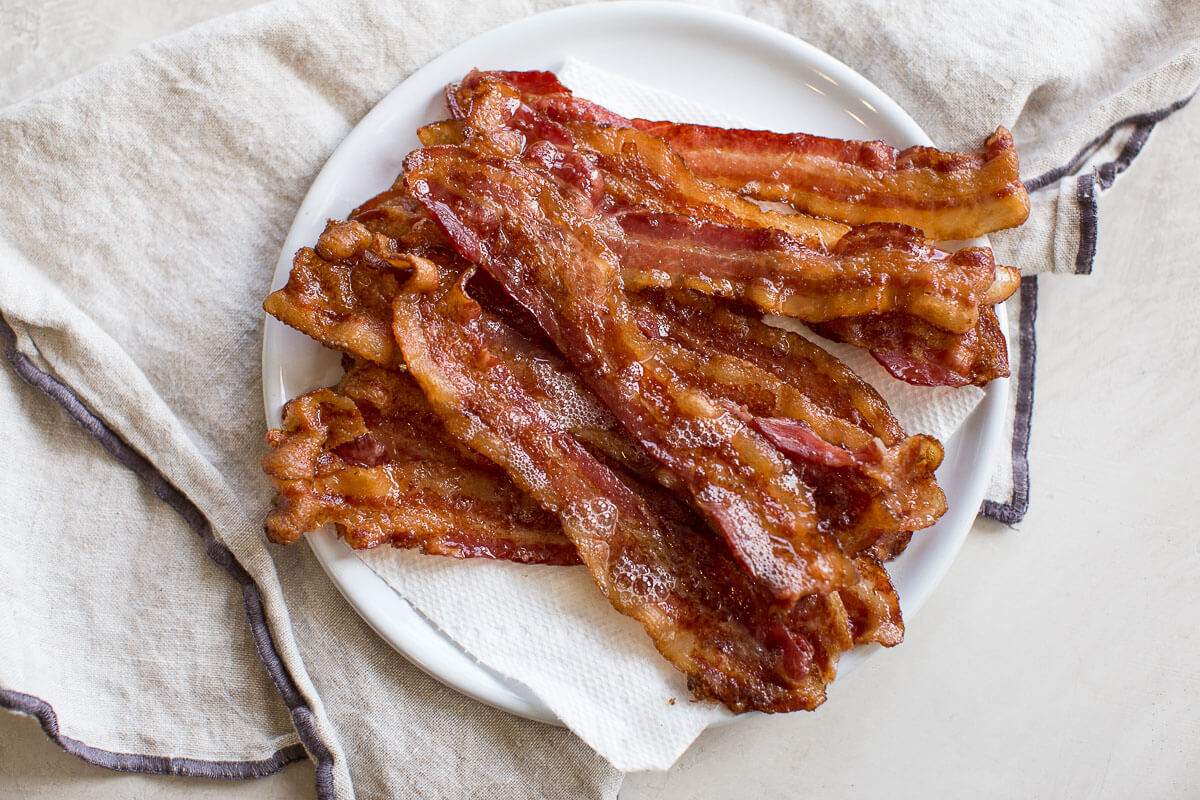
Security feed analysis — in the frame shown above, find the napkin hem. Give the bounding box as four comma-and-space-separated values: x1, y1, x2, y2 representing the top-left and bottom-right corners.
1, 316, 336, 797
0, 689, 307, 779
979, 277, 1037, 524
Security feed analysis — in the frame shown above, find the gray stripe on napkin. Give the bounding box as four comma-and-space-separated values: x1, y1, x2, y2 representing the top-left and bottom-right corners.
980, 276, 1037, 524
1025, 92, 1195, 275
0, 315, 335, 797
0, 689, 306, 779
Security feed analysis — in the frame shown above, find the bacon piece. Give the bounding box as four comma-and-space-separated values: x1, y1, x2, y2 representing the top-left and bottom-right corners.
391, 262, 863, 711
636, 121, 1030, 241
567, 123, 848, 250
812, 304, 1011, 387
404, 143, 858, 604
261, 363, 577, 564
263, 217, 441, 367
446, 78, 847, 249
614, 211, 1000, 334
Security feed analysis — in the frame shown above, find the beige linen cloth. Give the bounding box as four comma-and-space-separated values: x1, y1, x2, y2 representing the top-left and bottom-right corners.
0, 0, 1196, 797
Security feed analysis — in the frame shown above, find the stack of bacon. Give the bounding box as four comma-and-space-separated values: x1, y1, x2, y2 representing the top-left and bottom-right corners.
260, 70, 1028, 713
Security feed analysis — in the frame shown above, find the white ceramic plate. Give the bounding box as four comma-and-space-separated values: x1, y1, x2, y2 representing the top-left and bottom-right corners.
262, 1, 1009, 727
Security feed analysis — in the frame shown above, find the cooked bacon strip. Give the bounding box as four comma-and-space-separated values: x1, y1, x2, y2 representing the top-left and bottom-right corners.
264, 225, 411, 367
261, 363, 577, 564
812, 304, 1011, 387
405, 143, 861, 604
565, 123, 848, 249
636, 121, 1030, 241
614, 212, 1000, 334
391, 261, 867, 711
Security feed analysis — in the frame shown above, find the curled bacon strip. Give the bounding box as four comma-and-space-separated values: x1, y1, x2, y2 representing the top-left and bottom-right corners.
631, 290, 905, 444
261, 362, 577, 564
636, 121, 1031, 242
263, 225, 411, 367
632, 291, 946, 555
405, 143, 858, 605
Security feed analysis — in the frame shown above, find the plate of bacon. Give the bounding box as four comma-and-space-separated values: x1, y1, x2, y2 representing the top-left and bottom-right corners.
259, 2, 1027, 726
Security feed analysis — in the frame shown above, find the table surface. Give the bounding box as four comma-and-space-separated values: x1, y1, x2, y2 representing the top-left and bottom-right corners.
3, 3, 1199, 798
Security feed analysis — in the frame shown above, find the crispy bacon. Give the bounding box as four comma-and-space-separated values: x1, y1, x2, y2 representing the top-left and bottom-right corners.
264, 226, 408, 367
261, 363, 577, 564
614, 211, 1000, 334
566, 122, 848, 249
459, 69, 1029, 240
812, 304, 1011, 387
404, 143, 859, 604
636, 121, 1031, 241
631, 291, 905, 444
391, 261, 868, 711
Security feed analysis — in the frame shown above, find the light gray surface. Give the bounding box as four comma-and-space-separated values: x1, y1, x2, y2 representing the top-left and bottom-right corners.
3, 2, 1199, 798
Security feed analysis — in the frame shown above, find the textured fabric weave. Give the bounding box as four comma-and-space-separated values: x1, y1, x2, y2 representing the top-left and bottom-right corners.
0, 0, 1196, 796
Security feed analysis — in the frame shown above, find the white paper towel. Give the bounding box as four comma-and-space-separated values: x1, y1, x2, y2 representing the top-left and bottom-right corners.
356, 58, 988, 771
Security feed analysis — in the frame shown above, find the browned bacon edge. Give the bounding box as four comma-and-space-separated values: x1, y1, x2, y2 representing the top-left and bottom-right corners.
261, 362, 578, 564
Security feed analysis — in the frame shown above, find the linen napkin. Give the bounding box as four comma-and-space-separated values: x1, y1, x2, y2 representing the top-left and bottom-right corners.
1, 0, 1196, 797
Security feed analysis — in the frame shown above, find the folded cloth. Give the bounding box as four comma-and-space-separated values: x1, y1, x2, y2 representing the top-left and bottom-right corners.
0, 0, 1195, 797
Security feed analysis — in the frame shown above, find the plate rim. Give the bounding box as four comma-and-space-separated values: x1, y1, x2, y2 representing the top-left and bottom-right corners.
262, 0, 1010, 728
